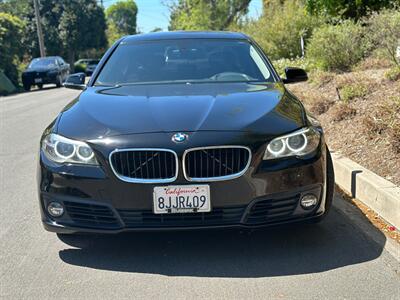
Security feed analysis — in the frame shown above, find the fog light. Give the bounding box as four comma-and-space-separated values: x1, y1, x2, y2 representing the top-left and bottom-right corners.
300, 194, 318, 209
47, 202, 64, 217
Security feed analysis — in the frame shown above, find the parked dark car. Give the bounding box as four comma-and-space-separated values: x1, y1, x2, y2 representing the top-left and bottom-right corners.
22, 56, 70, 91
38, 32, 334, 237
84, 60, 100, 76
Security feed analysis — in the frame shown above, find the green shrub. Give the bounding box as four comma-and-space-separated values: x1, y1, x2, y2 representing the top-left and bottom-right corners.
0, 13, 25, 87
366, 9, 400, 66
306, 21, 370, 71
239, 0, 324, 60
385, 67, 400, 81
339, 82, 369, 103
74, 63, 87, 73
271, 57, 315, 77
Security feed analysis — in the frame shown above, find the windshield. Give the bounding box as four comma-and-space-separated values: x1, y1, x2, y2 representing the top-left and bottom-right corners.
95, 39, 273, 86
29, 58, 57, 68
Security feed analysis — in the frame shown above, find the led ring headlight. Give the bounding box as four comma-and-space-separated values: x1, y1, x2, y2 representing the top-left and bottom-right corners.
76, 145, 95, 161
263, 127, 320, 160
286, 133, 308, 152
267, 139, 286, 155
42, 133, 98, 165
54, 141, 76, 159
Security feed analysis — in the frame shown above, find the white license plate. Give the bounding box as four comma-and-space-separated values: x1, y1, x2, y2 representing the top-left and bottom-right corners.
34, 78, 42, 83
153, 185, 211, 214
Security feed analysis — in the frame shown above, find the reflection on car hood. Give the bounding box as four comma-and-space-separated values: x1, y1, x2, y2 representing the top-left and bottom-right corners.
24, 67, 54, 73
57, 82, 306, 140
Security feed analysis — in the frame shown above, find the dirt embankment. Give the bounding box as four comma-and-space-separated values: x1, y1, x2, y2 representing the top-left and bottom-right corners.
288, 67, 400, 186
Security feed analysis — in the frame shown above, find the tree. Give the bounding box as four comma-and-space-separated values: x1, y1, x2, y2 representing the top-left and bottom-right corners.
58, 0, 107, 66
0, 0, 30, 17
167, 0, 251, 31
240, 0, 323, 59
3, 0, 107, 64
106, 0, 138, 44
305, 0, 399, 20
367, 9, 400, 65
0, 12, 25, 86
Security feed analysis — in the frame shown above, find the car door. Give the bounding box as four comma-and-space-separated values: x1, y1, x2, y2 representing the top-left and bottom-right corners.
58, 58, 69, 80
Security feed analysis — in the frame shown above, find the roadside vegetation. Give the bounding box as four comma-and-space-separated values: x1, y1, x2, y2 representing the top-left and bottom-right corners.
1, 0, 399, 183
0, 0, 137, 93
233, 0, 400, 184
165, 0, 400, 183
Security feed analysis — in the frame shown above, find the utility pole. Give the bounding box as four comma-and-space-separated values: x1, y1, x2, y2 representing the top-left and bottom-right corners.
33, 0, 46, 57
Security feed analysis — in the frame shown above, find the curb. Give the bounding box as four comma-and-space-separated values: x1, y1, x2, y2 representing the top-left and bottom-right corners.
331, 152, 400, 229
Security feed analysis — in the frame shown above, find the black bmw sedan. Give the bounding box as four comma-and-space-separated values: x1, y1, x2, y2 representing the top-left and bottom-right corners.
38, 32, 334, 236
22, 56, 70, 91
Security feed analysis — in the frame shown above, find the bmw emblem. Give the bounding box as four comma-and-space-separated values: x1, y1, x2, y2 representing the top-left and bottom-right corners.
172, 132, 188, 143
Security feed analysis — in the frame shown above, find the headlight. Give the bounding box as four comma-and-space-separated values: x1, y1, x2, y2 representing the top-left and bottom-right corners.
263, 127, 320, 160
42, 133, 98, 165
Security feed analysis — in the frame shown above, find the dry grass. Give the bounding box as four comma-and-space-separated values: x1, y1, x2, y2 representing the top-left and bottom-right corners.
330, 103, 357, 121
390, 124, 400, 154
362, 96, 400, 153
292, 87, 334, 115
288, 68, 400, 185
308, 70, 335, 87
337, 186, 400, 243
352, 57, 393, 71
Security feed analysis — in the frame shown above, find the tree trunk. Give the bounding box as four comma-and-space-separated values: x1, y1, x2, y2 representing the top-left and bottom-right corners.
68, 49, 76, 73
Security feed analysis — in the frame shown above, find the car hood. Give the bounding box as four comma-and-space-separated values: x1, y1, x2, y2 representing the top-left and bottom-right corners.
24, 67, 53, 73
57, 82, 306, 140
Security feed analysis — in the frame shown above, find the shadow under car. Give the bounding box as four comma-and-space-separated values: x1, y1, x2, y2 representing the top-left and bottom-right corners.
58, 198, 385, 278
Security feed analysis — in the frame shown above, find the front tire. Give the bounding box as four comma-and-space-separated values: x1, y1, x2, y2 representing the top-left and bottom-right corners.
56, 75, 62, 88
23, 83, 31, 91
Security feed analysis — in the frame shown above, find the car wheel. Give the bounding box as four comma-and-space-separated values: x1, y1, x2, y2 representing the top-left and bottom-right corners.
23, 84, 31, 91
309, 146, 335, 224
56, 75, 62, 88
38, 84, 43, 89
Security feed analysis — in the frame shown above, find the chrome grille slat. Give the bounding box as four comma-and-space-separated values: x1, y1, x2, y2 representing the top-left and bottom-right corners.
183, 146, 251, 182
109, 149, 178, 183
110, 146, 251, 183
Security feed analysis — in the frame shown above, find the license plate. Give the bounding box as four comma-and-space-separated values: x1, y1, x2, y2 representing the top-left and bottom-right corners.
34, 78, 42, 83
153, 185, 211, 214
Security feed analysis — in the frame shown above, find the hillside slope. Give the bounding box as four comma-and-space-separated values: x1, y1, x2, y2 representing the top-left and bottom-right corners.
288, 68, 400, 185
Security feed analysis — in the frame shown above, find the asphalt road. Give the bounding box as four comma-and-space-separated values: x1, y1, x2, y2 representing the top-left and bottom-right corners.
1, 86, 399, 299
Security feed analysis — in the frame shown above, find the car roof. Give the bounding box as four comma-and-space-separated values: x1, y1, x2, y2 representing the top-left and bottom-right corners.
122, 31, 249, 43
32, 56, 60, 60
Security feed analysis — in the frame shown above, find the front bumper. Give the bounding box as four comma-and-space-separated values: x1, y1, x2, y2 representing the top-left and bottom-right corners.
38, 140, 328, 233
22, 72, 58, 85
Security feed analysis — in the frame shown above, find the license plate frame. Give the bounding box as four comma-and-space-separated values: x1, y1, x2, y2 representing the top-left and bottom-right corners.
153, 185, 211, 214
34, 78, 43, 83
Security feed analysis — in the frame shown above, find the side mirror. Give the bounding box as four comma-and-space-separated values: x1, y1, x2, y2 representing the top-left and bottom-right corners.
64, 73, 86, 90
282, 67, 308, 84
